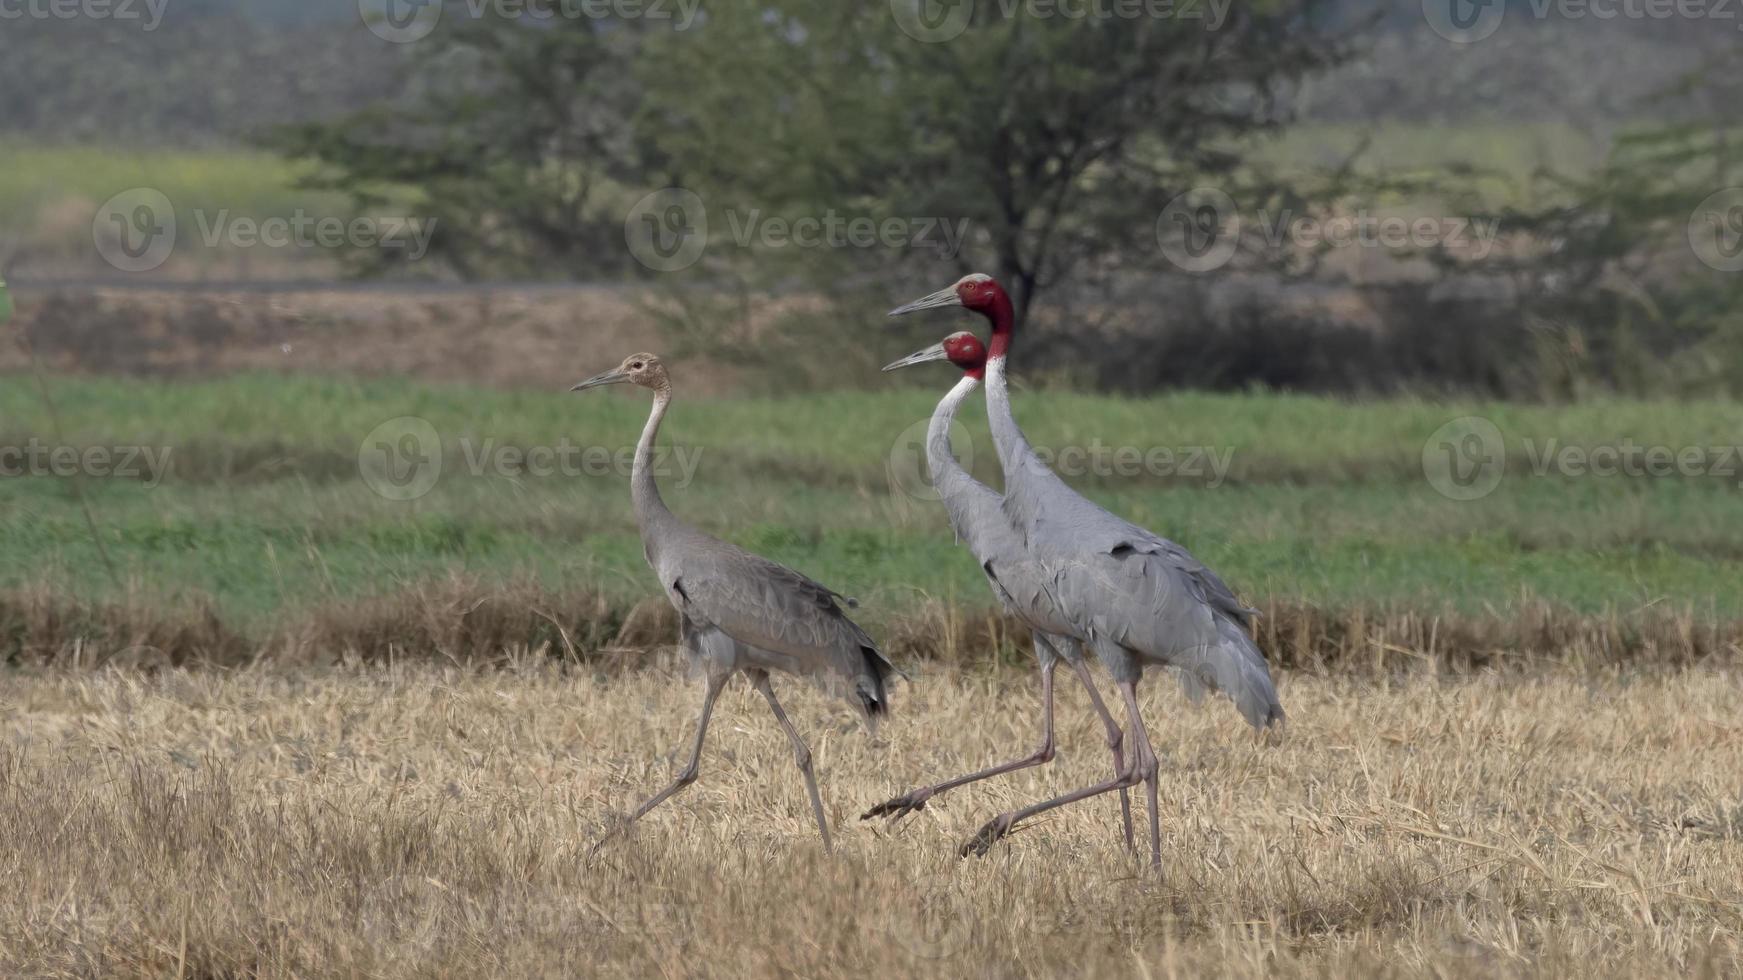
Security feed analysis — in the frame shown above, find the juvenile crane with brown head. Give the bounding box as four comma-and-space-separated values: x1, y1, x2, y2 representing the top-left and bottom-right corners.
573, 353, 898, 855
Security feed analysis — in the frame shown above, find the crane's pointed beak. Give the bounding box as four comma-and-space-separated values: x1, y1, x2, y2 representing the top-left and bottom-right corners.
570, 369, 629, 392
887, 285, 963, 317
881, 341, 950, 372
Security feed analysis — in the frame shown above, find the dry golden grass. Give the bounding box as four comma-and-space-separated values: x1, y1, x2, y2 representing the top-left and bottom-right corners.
3, 655, 1741, 978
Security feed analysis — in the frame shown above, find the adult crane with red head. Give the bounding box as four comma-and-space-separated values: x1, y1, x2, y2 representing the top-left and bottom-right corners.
888, 274, 1284, 867
864, 330, 1136, 851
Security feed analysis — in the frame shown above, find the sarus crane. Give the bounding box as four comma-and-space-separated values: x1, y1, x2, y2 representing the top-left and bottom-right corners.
862, 330, 1135, 850
888, 276, 1284, 867
574, 353, 897, 854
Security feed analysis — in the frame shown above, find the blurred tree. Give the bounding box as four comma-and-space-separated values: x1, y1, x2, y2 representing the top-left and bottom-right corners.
271, 11, 657, 277
639, 1, 1357, 331
1450, 49, 1743, 397
272, 2, 1355, 309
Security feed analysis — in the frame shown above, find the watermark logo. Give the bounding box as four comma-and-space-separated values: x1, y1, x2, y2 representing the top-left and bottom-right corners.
891, 0, 1231, 41
886, 418, 1234, 501
1156, 187, 1240, 273
0, 440, 174, 487
1157, 188, 1501, 273
889, 874, 974, 959
887, 416, 975, 502
1427, 0, 1743, 44
357, 874, 450, 955
359, 417, 444, 502
106, 644, 172, 670
360, 0, 443, 42
358, 418, 705, 501
1689, 187, 1743, 273
1422, 416, 1506, 501
92, 188, 437, 272
361, 0, 703, 43
0, 0, 169, 30
1422, 0, 1505, 42
890, 0, 975, 40
625, 188, 970, 272
93, 188, 176, 273
1423, 416, 1743, 500
626, 187, 709, 272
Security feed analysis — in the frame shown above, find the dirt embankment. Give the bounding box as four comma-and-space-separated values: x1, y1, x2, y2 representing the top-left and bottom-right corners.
1, 286, 748, 396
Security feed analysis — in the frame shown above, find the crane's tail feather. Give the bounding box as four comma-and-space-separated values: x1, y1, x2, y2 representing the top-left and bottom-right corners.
1173, 617, 1284, 731
859, 645, 891, 715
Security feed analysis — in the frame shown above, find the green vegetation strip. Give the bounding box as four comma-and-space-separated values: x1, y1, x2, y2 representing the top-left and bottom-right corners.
4, 374, 1743, 633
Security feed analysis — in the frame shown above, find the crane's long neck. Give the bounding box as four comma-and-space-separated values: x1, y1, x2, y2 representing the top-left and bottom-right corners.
986, 355, 1042, 482
981, 292, 1037, 485
632, 387, 677, 532
927, 375, 981, 490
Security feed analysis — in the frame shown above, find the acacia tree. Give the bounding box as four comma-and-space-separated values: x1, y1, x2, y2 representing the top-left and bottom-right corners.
636, 1, 1356, 332
277, 2, 1350, 296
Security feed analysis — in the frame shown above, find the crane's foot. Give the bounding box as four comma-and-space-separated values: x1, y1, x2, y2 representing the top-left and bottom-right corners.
860, 786, 934, 822
958, 812, 1018, 858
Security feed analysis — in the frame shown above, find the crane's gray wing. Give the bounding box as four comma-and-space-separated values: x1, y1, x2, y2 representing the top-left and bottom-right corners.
1005, 463, 1257, 628
1142, 538, 1258, 628
667, 544, 897, 714
1050, 548, 1281, 730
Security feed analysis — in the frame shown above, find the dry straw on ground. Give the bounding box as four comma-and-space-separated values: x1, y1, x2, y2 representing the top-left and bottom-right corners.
2, 655, 1740, 978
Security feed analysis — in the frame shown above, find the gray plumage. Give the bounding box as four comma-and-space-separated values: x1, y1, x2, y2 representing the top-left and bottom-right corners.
862, 354, 1133, 840
985, 362, 1282, 730
575, 353, 894, 854
886, 273, 1282, 866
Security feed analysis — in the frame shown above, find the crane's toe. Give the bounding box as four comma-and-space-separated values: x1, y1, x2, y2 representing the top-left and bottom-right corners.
958, 812, 1017, 858
860, 787, 933, 821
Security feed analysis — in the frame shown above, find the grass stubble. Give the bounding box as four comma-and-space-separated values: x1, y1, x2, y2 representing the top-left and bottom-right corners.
2, 649, 1740, 978
4, 368, 1743, 976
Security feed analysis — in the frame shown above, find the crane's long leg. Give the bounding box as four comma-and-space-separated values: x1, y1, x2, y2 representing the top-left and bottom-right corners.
1117, 680, 1162, 869
748, 670, 833, 853
589, 670, 729, 856
959, 678, 1159, 862
1061, 652, 1135, 852
860, 655, 1059, 822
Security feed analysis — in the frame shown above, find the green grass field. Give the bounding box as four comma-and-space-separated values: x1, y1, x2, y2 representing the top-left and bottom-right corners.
5, 373, 1742, 646
1, 123, 1599, 265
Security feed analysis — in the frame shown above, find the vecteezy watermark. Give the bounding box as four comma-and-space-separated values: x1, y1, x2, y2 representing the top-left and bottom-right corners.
887, 417, 976, 502
1423, 415, 1743, 500
890, 0, 1231, 43
1421, 416, 1507, 501
358, 0, 702, 44
1157, 188, 1501, 273
1689, 187, 1743, 273
887, 419, 1234, 501
91, 188, 438, 273
888, 871, 975, 960
0, 440, 174, 487
358, 417, 705, 501
1423, 0, 1743, 44
0, 0, 168, 29
624, 187, 970, 272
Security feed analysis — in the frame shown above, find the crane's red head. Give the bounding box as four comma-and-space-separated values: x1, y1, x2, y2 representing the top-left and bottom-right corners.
887, 274, 1014, 357
881, 330, 987, 379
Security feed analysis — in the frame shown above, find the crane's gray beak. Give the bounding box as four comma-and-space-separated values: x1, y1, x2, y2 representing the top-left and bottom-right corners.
881, 341, 950, 372
887, 285, 963, 317
570, 368, 629, 392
